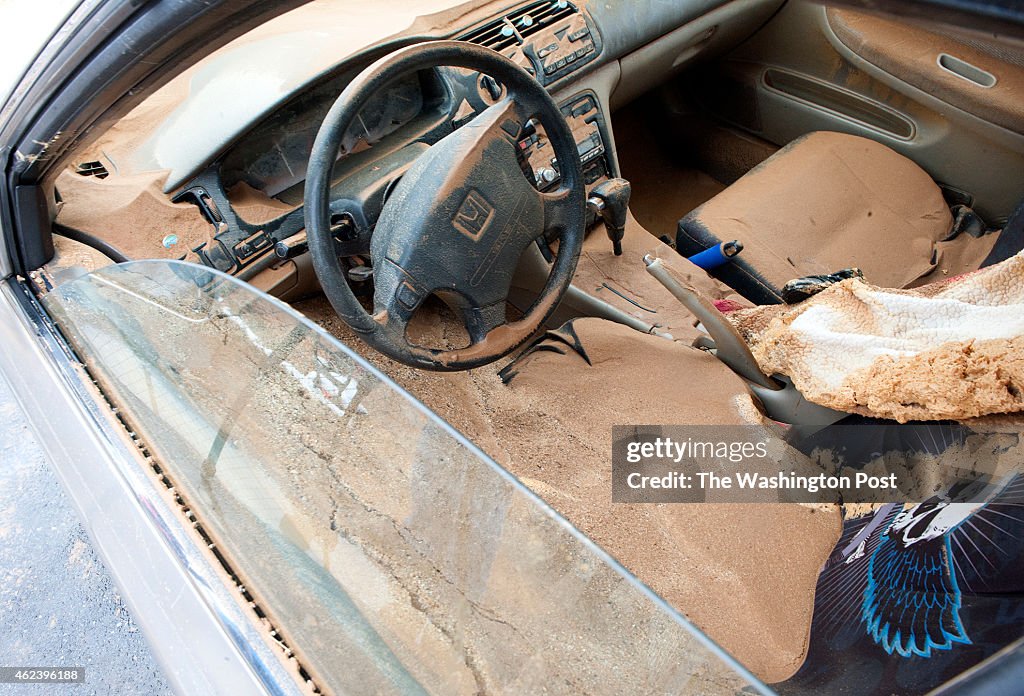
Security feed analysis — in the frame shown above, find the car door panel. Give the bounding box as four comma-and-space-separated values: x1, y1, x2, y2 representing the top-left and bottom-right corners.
689, 1, 1024, 221
827, 8, 1024, 134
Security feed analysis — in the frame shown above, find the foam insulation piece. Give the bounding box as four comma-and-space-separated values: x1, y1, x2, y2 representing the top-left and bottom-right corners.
730, 251, 1024, 422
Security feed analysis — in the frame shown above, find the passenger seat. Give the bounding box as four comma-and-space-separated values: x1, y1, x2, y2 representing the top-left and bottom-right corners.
676, 131, 954, 304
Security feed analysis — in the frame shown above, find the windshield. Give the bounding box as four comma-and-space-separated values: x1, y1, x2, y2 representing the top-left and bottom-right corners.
87, 0, 472, 187
43, 260, 765, 695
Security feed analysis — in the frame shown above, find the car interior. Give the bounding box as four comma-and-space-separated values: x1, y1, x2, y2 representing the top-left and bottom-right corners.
22, 0, 1024, 691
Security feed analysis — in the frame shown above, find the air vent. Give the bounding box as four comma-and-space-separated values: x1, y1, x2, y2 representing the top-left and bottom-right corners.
75, 161, 109, 179
460, 1, 578, 49
460, 18, 519, 52
510, 1, 576, 39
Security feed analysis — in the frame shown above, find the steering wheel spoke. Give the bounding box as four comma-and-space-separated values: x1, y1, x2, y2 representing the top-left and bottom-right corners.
370, 281, 421, 343
457, 301, 508, 345
538, 185, 576, 237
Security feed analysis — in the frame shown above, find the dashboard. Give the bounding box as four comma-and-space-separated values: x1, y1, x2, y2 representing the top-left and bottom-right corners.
131, 0, 776, 281
457, 0, 601, 85
170, 1, 614, 278
220, 71, 433, 200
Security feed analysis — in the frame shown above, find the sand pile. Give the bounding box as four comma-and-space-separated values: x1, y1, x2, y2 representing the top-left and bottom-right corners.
55, 168, 215, 260
728, 251, 1024, 422
503, 318, 841, 683
303, 294, 842, 683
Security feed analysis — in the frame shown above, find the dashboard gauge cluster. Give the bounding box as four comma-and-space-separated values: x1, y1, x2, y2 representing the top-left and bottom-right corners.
177, 2, 611, 277
178, 67, 451, 275
220, 71, 433, 199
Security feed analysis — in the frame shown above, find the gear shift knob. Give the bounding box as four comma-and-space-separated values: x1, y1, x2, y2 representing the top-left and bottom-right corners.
587, 178, 631, 256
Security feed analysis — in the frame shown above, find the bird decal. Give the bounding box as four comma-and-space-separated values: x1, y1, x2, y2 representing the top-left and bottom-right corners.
807, 469, 1024, 663
861, 497, 975, 657
782, 424, 1024, 696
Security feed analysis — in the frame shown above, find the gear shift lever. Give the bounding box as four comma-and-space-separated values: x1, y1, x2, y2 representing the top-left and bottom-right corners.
587, 178, 631, 256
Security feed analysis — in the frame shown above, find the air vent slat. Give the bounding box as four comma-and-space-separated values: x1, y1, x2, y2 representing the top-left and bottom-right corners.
461, 26, 502, 42
75, 161, 109, 179
460, 1, 577, 48
510, 1, 576, 38
460, 19, 519, 51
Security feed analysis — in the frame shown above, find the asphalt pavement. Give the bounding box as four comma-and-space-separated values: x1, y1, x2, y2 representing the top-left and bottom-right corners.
0, 375, 172, 695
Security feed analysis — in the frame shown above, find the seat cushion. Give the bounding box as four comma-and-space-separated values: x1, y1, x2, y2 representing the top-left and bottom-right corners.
677, 131, 953, 303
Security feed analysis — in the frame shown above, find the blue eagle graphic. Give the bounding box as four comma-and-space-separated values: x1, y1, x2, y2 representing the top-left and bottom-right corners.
861, 498, 974, 657
809, 471, 1024, 661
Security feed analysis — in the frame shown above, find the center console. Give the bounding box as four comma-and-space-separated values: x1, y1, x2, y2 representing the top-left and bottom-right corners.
459, 1, 601, 87
516, 91, 610, 192
458, 2, 613, 194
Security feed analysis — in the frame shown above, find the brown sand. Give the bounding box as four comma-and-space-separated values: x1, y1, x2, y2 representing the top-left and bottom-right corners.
297, 295, 842, 683
503, 318, 841, 683
46, 234, 116, 280
227, 181, 296, 224
55, 168, 214, 261
55, 173, 302, 262
910, 228, 1000, 288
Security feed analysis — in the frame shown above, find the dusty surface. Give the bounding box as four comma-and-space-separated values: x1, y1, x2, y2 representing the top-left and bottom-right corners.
682, 131, 954, 295
501, 319, 842, 683
729, 251, 1024, 422
227, 181, 296, 224
44, 235, 116, 285
0, 376, 171, 696
911, 224, 1000, 287
70, 0, 476, 181
296, 298, 841, 684
53, 170, 297, 264
296, 222, 749, 470
828, 7, 1024, 134
572, 214, 751, 340
55, 168, 214, 261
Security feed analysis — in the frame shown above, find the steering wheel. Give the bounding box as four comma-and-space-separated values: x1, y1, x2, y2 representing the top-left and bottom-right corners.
304, 41, 585, 371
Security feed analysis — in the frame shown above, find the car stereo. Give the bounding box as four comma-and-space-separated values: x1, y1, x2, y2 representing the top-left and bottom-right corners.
516, 91, 610, 192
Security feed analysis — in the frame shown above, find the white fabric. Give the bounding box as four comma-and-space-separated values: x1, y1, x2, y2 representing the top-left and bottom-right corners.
731, 251, 1024, 421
